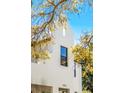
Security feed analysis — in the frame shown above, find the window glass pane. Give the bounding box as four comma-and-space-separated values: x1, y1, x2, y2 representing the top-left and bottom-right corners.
61, 56, 67, 66
61, 46, 67, 57
60, 46, 68, 66
74, 62, 76, 77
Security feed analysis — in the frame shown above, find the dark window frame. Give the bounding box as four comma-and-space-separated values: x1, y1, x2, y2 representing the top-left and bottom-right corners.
60, 46, 68, 67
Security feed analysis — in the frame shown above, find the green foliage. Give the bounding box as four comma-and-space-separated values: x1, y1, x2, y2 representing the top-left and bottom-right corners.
82, 90, 92, 93
72, 33, 93, 93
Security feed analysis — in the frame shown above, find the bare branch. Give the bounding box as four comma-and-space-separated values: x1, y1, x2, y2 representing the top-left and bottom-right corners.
47, 0, 55, 6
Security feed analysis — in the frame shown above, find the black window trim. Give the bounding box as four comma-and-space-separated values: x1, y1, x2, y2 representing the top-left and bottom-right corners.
60, 46, 68, 67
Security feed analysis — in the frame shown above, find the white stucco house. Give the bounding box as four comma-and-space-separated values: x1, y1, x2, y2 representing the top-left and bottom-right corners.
31, 24, 82, 93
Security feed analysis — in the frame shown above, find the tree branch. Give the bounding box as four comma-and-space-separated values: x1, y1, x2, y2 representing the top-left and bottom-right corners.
47, 0, 56, 6
87, 35, 93, 45
32, 0, 67, 40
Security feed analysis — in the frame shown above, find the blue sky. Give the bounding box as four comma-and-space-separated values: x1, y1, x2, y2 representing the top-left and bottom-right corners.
32, 0, 93, 42
68, 1, 93, 42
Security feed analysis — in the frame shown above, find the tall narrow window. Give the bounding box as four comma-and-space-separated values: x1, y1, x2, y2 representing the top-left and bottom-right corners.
60, 46, 68, 66
74, 62, 76, 77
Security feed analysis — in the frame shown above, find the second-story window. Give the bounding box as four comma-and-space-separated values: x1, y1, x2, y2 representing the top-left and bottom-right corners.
60, 46, 68, 66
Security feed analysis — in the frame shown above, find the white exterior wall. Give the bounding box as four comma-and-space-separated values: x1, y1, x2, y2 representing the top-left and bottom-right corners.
31, 25, 82, 93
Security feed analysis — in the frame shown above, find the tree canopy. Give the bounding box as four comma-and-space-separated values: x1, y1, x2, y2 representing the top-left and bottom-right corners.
31, 0, 92, 61
31, 0, 86, 40
72, 32, 93, 92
